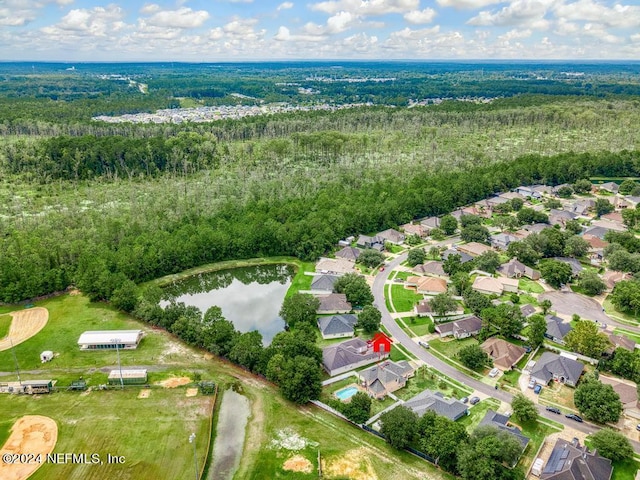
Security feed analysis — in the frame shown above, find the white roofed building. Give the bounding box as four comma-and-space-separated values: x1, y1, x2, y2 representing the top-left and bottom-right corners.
78, 330, 143, 350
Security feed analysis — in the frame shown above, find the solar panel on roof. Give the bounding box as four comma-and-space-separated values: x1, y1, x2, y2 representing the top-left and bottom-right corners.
560, 450, 569, 459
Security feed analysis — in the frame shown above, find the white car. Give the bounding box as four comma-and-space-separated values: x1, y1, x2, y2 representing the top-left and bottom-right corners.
528, 379, 536, 389
489, 368, 500, 378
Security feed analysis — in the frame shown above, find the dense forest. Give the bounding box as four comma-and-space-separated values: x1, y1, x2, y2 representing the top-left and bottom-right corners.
1, 62, 640, 303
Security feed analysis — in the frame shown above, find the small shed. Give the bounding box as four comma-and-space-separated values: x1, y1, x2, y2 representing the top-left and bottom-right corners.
40, 351, 54, 363
108, 369, 148, 386
531, 458, 544, 477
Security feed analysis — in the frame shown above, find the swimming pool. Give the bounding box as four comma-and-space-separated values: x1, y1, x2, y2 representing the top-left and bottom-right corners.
335, 386, 359, 401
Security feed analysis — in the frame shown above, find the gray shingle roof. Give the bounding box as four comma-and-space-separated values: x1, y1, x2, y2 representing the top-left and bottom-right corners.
442, 249, 473, 263
317, 314, 357, 337
311, 274, 339, 291
530, 352, 584, 386
551, 257, 583, 276
322, 338, 378, 372
541, 438, 613, 480
545, 315, 572, 341
520, 304, 536, 317
478, 410, 530, 450
435, 316, 483, 337
403, 390, 468, 421
335, 246, 361, 261
317, 293, 352, 313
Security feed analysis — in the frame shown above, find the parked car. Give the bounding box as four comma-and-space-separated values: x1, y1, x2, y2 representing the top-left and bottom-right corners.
461, 397, 469, 404
545, 406, 561, 414
524, 345, 532, 353
470, 396, 480, 405
379, 266, 385, 272
636, 424, 640, 431
534, 384, 542, 394
489, 367, 500, 378
418, 341, 430, 349
528, 379, 536, 389
565, 413, 583, 423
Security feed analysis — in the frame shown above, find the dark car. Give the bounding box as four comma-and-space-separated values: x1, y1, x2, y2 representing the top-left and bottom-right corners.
545, 406, 561, 415
524, 345, 532, 353
470, 396, 480, 405
461, 397, 469, 404
565, 413, 583, 423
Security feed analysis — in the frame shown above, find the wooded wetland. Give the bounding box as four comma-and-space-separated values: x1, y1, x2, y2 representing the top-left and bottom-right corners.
0, 61, 639, 305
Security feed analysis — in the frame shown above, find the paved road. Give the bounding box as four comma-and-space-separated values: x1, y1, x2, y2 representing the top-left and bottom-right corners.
374, 251, 640, 452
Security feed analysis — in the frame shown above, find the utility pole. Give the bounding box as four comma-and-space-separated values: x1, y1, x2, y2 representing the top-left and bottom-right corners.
189, 433, 198, 480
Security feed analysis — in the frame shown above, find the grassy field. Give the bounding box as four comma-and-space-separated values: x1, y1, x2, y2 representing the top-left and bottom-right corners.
611, 458, 639, 480
539, 382, 577, 411
391, 271, 412, 281
389, 285, 423, 313
0, 313, 11, 339
0, 295, 182, 375
286, 260, 316, 297
517, 419, 562, 472
1, 388, 213, 480
429, 337, 477, 359
402, 316, 434, 337
396, 367, 471, 401
519, 279, 544, 294
604, 297, 640, 325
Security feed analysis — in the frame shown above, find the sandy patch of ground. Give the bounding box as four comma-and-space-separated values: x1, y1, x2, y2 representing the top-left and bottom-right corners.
0, 308, 49, 351
0, 415, 58, 480
68, 289, 81, 296
283, 455, 313, 474
185, 388, 198, 397
158, 377, 190, 388
138, 389, 151, 399
323, 448, 378, 480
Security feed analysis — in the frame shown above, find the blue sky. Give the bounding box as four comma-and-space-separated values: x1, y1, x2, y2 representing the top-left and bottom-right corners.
1, 0, 639, 60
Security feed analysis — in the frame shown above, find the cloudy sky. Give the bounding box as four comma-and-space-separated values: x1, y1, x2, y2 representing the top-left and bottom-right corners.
1, 0, 639, 61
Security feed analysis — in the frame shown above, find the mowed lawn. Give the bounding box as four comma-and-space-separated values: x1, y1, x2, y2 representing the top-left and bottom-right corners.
2, 388, 213, 480
389, 285, 423, 313
0, 294, 184, 374
0, 313, 11, 339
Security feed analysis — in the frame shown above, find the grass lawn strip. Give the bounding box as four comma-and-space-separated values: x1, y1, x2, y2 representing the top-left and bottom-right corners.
519, 279, 544, 294
389, 284, 423, 313
603, 297, 640, 326
426, 344, 484, 380
0, 314, 10, 340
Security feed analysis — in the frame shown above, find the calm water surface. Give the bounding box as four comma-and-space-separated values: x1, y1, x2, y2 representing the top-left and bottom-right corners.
162, 264, 294, 345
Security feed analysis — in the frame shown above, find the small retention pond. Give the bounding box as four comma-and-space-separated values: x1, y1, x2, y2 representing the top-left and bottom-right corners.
161, 264, 294, 345
209, 388, 250, 480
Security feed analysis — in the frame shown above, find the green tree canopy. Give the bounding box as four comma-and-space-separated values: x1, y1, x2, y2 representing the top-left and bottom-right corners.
440, 214, 458, 235
279, 293, 320, 328
429, 293, 459, 317
595, 198, 615, 217
527, 314, 546, 349
540, 260, 573, 288
380, 406, 418, 449
358, 249, 386, 268
458, 344, 491, 371
564, 320, 611, 358
343, 392, 372, 424
588, 429, 634, 462
334, 273, 374, 307
461, 224, 491, 244
474, 251, 502, 274
407, 248, 426, 267
457, 426, 525, 480
577, 271, 607, 296
357, 305, 382, 334
574, 375, 623, 423
511, 393, 538, 423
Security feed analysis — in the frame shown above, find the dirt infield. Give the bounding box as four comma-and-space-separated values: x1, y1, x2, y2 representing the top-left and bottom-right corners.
0, 415, 58, 480
0, 307, 49, 352
283, 455, 313, 474
158, 377, 191, 388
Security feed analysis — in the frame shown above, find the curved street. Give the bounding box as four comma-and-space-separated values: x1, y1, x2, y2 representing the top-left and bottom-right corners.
373, 250, 640, 453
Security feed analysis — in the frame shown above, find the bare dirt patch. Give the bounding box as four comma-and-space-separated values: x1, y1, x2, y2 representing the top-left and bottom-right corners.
158, 377, 190, 388
323, 448, 378, 480
68, 289, 81, 296
0, 415, 58, 480
0, 307, 49, 351
138, 389, 151, 399
283, 454, 313, 474
185, 388, 198, 397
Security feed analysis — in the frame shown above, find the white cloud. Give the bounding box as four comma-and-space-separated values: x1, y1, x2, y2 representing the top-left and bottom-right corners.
498, 28, 532, 40
468, 0, 555, 27
436, 0, 503, 9
581, 22, 623, 43
277, 2, 294, 10
310, 0, 419, 16
41, 4, 126, 37
140, 4, 161, 15
553, 0, 640, 29
144, 7, 210, 29
274, 25, 325, 42
404, 8, 437, 25
0, 0, 75, 27
553, 17, 579, 36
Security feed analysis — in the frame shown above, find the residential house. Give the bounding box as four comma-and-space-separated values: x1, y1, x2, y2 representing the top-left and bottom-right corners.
316, 257, 356, 275
412, 261, 446, 278
310, 274, 339, 294
600, 375, 639, 410
550, 257, 583, 277
420, 216, 441, 234
442, 249, 474, 264
567, 199, 595, 216
583, 234, 609, 265
607, 333, 636, 353
545, 315, 572, 344
498, 258, 541, 280
378, 228, 405, 245
458, 242, 493, 257
499, 191, 525, 201
435, 316, 483, 339
541, 438, 612, 480
471, 276, 519, 295
582, 225, 612, 240
322, 338, 388, 376
520, 304, 536, 318
401, 223, 427, 238
357, 360, 414, 399
598, 181, 619, 194
480, 338, 526, 370
317, 314, 358, 339
549, 209, 578, 227
515, 186, 543, 199
415, 277, 448, 296
356, 235, 384, 251
479, 410, 530, 453
335, 246, 361, 262
316, 293, 352, 314
602, 211, 624, 224
592, 218, 627, 232
529, 352, 584, 387
450, 209, 465, 221
603, 271, 631, 291
486, 196, 511, 208
403, 390, 469, 421
624, 196, 640, 208
514, 228, 533, 239
415, 299, 464, 318
491, 233, 519, 250
522, 223, 549, 234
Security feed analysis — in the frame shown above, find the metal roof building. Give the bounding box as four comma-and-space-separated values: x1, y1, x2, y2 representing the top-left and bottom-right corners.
78, 330, 143, 350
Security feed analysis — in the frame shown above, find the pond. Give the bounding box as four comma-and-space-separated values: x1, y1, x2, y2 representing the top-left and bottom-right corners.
161, 264, 294, 345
